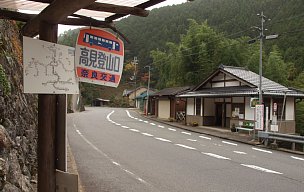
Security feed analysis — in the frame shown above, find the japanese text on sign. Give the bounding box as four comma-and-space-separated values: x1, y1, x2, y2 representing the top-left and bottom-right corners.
75, 27, 124, 87
255, 104, 264, 130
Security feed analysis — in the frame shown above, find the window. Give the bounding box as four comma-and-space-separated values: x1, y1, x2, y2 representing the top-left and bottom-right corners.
231, 103, 245, 119
195, 98, 201, 116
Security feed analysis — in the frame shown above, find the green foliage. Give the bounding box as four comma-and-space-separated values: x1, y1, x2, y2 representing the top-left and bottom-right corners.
264, 45, 288, 85
0, 63, 11, 96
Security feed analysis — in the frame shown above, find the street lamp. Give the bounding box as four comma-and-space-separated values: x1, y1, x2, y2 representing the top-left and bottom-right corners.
144, 65, 151, 116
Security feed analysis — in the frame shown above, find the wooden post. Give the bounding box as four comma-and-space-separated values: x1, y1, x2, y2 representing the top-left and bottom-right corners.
56, 94, 67, 171
38, 21, 58, 192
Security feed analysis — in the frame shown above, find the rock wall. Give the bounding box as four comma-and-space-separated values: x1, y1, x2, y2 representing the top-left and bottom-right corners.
0, 20, 37, 191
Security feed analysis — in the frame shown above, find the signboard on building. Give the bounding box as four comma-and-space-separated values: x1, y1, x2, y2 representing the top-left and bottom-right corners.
255, 104, 264, 130
23, 36, 79, 94
75, 28, 124, 87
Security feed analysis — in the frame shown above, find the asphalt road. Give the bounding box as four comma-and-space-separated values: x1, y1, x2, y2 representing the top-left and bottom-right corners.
67, 107, 304, 192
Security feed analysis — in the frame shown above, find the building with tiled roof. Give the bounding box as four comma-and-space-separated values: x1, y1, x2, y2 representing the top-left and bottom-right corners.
178, 65, 304, 134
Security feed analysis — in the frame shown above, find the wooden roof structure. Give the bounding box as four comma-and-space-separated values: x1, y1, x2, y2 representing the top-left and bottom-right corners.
0, 0, 167, 40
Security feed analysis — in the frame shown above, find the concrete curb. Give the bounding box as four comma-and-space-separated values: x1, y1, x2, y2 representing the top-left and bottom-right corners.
67, 141, 85, 192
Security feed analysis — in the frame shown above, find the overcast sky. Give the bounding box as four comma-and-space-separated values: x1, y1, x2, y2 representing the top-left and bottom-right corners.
58, 0, 188, 34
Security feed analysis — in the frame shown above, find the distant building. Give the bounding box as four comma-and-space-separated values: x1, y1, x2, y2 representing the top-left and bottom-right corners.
122, 86, 148, 107
92, 98, 110, 107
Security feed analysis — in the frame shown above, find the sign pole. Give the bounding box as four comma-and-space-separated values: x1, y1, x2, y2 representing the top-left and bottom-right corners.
38, 21, 57, 192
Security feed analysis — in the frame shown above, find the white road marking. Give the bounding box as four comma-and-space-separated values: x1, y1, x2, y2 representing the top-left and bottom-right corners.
130, 129, 140, 132
142, 133, 154, 137
233, 151, 247, 155
241, 164, 283, 175
115, 123, 121, 126
134, 118, 138, 120
168, 128, 176, 131
291, 156, 304, 161
158, 125, 165, 128
213, 143, 222, 147
181, 131, 191, 135
144, 121, 149, 123
138, 119, 143, 122
150, 123, 156, 126
252, 147, 272, 154
222, 141, 238, 146
112, 161, 120, 166
124, 169, 135, 176
199, 136, 211, 140
106, 110, 115, 120
202, 152, 231, 160
187, 139, 197, 142
76, 130, 82, 135
175, 144, 197, 150
155, 137, 172, 143
75, 127, 151, 186
121, 126, 129, 129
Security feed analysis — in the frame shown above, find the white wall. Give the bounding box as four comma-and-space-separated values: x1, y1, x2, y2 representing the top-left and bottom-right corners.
226, 81, 240, 87
204, 98, 215, 116
158, 99, 170, 119
187, 98, 195, 115
285, 97, 295, 120
245, 97, 255, 120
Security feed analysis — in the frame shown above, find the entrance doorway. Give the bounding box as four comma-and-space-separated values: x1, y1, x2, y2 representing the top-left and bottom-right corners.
215, 103, 226, 127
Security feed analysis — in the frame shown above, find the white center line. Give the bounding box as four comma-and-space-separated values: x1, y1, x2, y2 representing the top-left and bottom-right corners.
138, 119, 143, 122
115, 123, 121, 126
252, 147, 272, 154
181, 131, 191, 135
291, 156, 304, 161
222, 141, 238, 146
154, 137, 172, 143
175, 144, 197, 150
202, 152, 231, 160
168, 128, 176, 131
241, 164, 283, 175
129, 129, 140, 132
76, 130, 82, 135
158, 125, 165, 128
144, 121, 149, 123
187, 139, 197, 142
150, 123, 156, 126
233, 151, 247, 155
199, 135, 211, 140
142, 133, 154, 137
121, 126, 129, 129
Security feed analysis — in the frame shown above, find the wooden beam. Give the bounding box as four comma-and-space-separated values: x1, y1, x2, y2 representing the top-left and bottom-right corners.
27, 0, 149, 17
0, 9, 113, 28
106, 0, 166, 21
22, 0, 97, 37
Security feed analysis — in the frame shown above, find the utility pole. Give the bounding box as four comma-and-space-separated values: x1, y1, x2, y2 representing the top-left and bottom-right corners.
258, 11, 266, 105
144, 65, 151, 116
133, 57, 138, 108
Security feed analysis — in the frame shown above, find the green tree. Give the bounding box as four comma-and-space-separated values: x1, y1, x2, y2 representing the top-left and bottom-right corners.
264, 45, 288, 85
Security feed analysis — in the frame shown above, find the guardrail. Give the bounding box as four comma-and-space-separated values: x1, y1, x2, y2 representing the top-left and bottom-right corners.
258, 131, 304, 152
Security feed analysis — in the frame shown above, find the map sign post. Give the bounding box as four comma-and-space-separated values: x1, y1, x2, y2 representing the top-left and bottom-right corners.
75, 27, 124, 87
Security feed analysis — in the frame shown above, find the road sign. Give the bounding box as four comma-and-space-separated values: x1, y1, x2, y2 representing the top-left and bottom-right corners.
23, 36, 79, 94
255, 104, 264, 130
75, 27, 124, 87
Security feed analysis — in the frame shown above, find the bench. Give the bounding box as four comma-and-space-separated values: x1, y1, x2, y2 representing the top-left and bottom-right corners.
235, 126, 254, 135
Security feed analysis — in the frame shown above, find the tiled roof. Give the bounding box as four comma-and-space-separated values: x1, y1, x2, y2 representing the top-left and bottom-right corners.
179, 65, 304, 98
220, 65, 289, 91
152, 86, 193, 97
